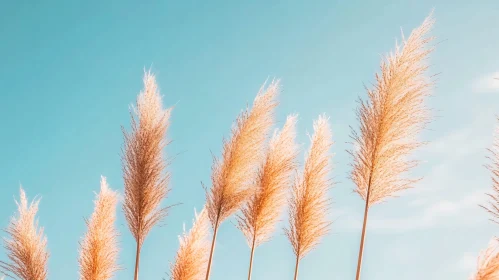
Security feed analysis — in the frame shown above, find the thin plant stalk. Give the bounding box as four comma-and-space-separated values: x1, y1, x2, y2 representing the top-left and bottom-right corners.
122, 71, 172, 280
350, 14, 435, 280
204, 81, 278, 280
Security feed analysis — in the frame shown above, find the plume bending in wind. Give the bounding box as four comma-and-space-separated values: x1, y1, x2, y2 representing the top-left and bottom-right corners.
0, 188, 49, 280
78, 176, 120, 280
122, 71, 172, 280
349, 14, 435, 280
170, 208, 210, 280
204, 80, 278, 280
285, 114, 333, 280
237, 115, 299, 280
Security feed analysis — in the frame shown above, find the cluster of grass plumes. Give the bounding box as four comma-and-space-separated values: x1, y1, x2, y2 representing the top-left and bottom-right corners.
0, 188, 49, 280
122, 71, 173, 279
78, 176, 120, 280
3, 11, 480, 280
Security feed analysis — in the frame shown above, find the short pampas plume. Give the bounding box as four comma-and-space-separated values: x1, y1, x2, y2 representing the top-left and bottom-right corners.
285, 115, 333, 280
349, 14, 435, 280
471, 239, 499, 280
204, 81, 278, 280
238, 115, 299, 280
0, 188, 49, 280
482, 120, 499, 224
122, 71, 172, 280
78, 176, 120, 280
170, 208, 210, 280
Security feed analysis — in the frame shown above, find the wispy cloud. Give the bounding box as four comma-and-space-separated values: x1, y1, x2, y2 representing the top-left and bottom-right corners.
473, 72, 499, 93
338, 191, 487, 233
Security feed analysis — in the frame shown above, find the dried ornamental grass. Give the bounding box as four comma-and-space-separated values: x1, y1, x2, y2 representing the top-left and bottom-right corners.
122, 71, 173, 280
0, 188, 49, 280
471, 239, 499, 280
349, 14, 435, 280
237, 115, 299, 280
285, 115, 333, 280
78, 176, 120, 280
170, 208, 210, 280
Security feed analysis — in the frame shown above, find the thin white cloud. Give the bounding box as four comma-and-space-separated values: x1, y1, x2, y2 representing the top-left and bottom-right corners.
457, 252, 477, 273
337, 191, 487, 233
474, 72, 499, 93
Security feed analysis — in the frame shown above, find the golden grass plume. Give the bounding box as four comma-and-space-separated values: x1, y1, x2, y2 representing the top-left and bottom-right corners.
471, 238, 499, 280
0, 187, 49, 280
238, 114, 298, 248
170, 208, 210, 280
205, 80, 279, 228
78, 176, 120, 280
349, 14, 435, 205
122, 71, 172, 279
482, 120, 499, 223
285, 114, 333, 261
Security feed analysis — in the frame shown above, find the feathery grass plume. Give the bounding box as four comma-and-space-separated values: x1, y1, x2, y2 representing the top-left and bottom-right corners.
204, 81, 279, 280
170, 208, 210, 280
0, 187, 49, 280
349, 14, 435, 280
237, 115, 299, 280
122, 71, 172, 280
79, 176, 120, 280
481, 119, 499, 223
285, 114, 333, 280
471, 239, 499, 280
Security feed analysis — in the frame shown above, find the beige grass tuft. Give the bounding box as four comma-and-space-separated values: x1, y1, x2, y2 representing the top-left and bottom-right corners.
122, 71, 172, 280
471, 239, 499, 280
78, 176, 120, 280
170, 208, 210, 280
349, 15, 434, 205
285, 114, 333, 279
350, 13, 435, 280
238, 115, 298, 279
204, 80, 279, 280
0, 187, 49, 280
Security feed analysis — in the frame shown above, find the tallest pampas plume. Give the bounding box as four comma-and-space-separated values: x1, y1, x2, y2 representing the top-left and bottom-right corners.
0, 188, 49, 280
204, 81, 278, 280
122, 71, 172, 280
349, 14, 435, 280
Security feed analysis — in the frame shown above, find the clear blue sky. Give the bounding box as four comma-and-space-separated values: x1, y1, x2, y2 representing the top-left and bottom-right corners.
1, 1, 498, 279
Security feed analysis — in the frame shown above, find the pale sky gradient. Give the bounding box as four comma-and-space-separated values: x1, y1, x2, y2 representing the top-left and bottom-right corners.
1, 1, 499, 280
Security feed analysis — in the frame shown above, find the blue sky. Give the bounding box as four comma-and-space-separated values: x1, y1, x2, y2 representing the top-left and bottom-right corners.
1, 1, 499, 279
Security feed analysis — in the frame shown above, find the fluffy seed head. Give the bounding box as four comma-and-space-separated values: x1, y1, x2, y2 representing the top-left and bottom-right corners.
349, 14, 435, 206
471, 239, 499, 280
78, 176, 120, 280
170, 208, 211, 280
285, 114, 333, 259
0, 187, 49, 280
238, 115, 299, 247
122, 71, 172, 245
206, 81, 278, 228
